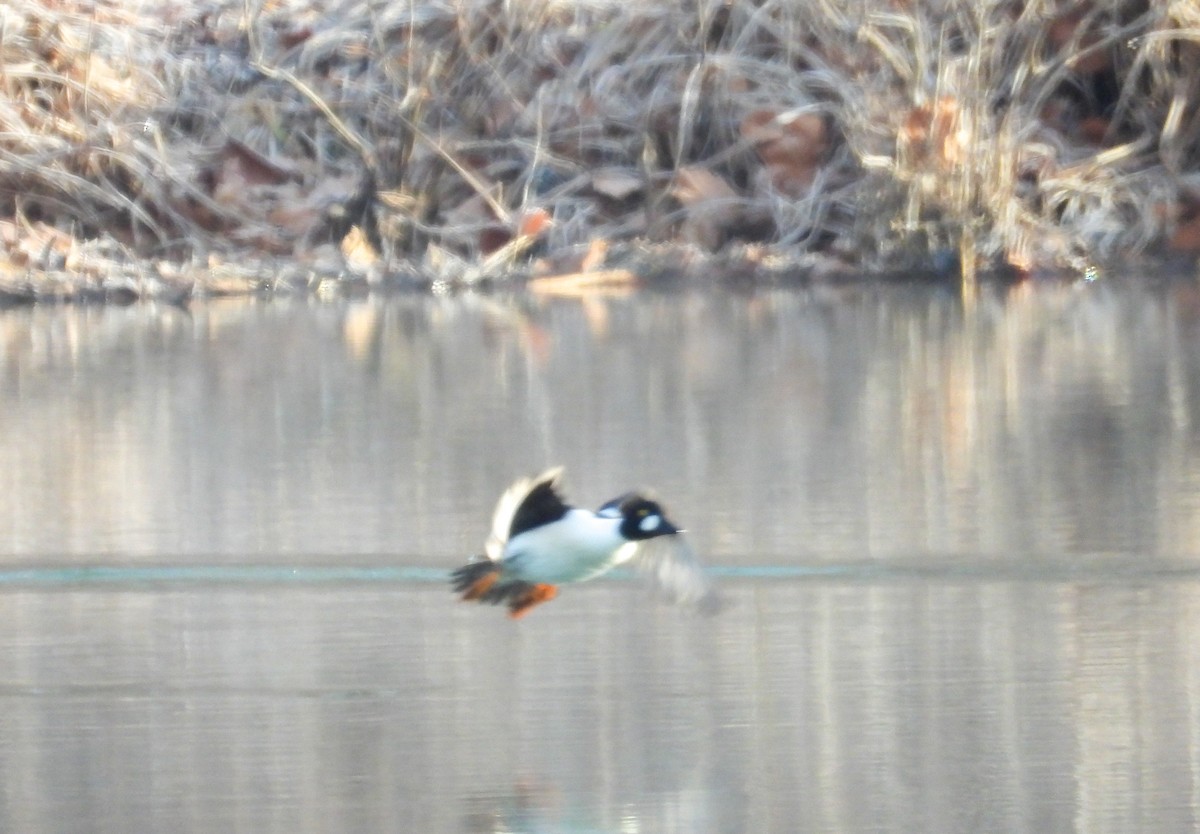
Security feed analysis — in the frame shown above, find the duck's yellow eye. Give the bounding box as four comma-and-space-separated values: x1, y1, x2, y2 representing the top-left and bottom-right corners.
637, 508, 648, 516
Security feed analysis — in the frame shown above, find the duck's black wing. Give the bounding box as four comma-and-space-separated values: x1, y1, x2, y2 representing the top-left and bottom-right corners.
485, 467, 570, 560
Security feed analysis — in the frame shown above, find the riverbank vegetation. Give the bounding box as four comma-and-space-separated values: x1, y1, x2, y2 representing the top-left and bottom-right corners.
1, 0, 1199, 299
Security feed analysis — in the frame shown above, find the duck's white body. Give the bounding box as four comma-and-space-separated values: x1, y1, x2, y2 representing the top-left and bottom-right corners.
503, 509, 637, 583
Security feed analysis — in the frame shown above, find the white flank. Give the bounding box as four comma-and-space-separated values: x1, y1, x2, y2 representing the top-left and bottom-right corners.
504, 509, 627, 583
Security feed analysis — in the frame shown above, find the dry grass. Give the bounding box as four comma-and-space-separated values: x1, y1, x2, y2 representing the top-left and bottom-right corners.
1, 0, 1199, 298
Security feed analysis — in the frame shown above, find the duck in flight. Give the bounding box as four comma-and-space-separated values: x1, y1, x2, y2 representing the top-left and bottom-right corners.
451, 467, 716, 618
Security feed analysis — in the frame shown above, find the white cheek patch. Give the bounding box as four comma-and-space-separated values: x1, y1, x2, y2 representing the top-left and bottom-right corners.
639, 514, 661, 533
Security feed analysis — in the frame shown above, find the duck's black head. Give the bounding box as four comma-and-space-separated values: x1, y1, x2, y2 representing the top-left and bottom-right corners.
599, 493, 681, 541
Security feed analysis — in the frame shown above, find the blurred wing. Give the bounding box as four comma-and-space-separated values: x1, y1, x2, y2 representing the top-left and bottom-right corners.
630, 534, 722, 614
485, 467, 566, 561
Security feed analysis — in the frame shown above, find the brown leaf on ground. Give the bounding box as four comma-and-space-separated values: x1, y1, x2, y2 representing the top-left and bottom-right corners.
1170, 211, 1200, 252
443, 193, 497, 228
579, 238, 608, 272
211, 140, 302, 217
518, 207, 553, 239
444, 189, 513, 253
526, 268, 639, 297
0, 222, 17, 250
1005, 248, 1035, 279
218, 140, 297, 188
672, 166, 738, 206
900, 97, 963, 167
341, 225, 379, 273
1048, 2, 1112, 75
73, 53, 145, 106
0, 220, 74, 267
464, 207, 556, 270
671, 167, 741, 250
591, 169, 643, 201
478, 227, 512, 255
227, 225, 293, 255
740, 109, 828, 195
265, 174, 361, 240
266, 190, 322, 238
530, 238, 607, 277
278, 24, 315, 50
1077, 117, 1111, 145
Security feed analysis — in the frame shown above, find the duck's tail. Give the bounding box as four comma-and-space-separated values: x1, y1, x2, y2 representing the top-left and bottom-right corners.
451, 560, 502, 600
451, 561, 558, 619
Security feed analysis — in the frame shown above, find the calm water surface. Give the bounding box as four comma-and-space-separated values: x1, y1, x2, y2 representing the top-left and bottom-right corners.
0, 280, 1198, 832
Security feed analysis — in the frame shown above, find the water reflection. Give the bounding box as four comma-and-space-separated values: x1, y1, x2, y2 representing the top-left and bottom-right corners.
0, 580, 1195, 832
1, 281, 1200, 562
0, 281, 1198, 831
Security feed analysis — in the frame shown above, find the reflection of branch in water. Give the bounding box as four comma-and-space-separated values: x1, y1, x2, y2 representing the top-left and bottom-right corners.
457, 776, 725, 834
458, 778, 562, 834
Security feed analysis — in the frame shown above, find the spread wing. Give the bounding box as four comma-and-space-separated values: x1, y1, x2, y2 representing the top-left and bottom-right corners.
629, 534, 722, 614
485, 467, 568, 561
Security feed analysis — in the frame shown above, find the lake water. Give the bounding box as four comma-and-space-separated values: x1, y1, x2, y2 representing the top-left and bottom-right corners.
0, 279, 1198, 832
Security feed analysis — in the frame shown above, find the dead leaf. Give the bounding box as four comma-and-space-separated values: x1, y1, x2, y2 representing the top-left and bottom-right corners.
267, 193, 322, 237
671, 167, 738, 206
671, 167, 740, 250
1170, 207, 1200, 252
442, 193, 510, 253
474, 207, 553, 258
579, 238, 608, 272
443, 193, 497, 227
221, 140, 296, 188
591, 169, 643, 200
479, 227, 512, 254
527, 268, 639, 297
9, 221, 74, 267
1078, 117, 1110, 145
900, 97, 963, 167
1048, 2, 1111, 75
518, 207, 552, 238
278, 25, 314, 50
0, 221, 19, 248
211, 140, 299, 211
377, 190, 418, 212
82, 53, 141, 105
341, 225, 379, 273
741, 110, 828, 196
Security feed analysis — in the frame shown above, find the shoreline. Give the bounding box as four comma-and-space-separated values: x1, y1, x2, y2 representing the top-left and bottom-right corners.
3, 1, 1200, 302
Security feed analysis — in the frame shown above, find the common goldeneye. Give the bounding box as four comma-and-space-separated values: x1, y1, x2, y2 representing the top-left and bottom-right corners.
451, 467, 716, 617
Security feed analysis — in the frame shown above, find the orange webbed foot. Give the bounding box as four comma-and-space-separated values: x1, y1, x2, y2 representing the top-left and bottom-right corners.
508, 584, 558, 618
